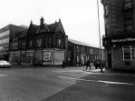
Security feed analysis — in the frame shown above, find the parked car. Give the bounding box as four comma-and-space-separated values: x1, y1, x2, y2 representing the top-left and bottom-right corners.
0, 60, 11, 68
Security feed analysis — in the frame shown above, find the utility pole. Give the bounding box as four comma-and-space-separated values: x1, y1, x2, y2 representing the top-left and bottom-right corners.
97, 0, 102, 48
97, 0, 103, 61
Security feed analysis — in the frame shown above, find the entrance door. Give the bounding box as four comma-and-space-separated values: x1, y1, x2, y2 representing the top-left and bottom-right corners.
108, 53, 112, 68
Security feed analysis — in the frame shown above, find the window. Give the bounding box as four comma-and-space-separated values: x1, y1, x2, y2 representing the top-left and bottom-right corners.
131, 47, 135, 59
36, 39, 42, 48
124, 0, 132, 9
29, 40, 32, 48
21, 40, 26, 49
12, 41, 18, 49
105, 6, 109, 17
125, 25, 133, 31
122, 46, 134, 61
48, 37, 52, 48
90, 49, 93, 54
57, 39, 61, 48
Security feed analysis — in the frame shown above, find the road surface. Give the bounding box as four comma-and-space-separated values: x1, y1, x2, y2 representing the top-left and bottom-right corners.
0, 67, 134, 101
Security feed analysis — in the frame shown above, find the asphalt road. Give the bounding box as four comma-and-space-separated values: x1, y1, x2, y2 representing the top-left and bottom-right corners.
45, 71, 135, 101
0, 67, 135, 101
0, 67, 89, 101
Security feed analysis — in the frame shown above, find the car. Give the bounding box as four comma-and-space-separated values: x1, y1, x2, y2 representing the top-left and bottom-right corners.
0, 60, 11, 68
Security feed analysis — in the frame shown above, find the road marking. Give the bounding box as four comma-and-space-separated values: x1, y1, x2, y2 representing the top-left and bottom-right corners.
97, 80, 134, 86
0, 74, 8, 77
58, 76, 134, 86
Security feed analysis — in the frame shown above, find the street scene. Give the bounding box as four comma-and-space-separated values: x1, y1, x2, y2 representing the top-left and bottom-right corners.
0, 0, 135, 101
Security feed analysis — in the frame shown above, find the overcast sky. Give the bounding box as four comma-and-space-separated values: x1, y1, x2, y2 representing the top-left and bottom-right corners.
0, 0, 104, 47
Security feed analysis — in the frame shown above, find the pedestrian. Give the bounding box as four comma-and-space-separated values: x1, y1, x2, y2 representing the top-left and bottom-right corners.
90, 61, 93, 70
99, 60, 104, 73
85, 60, 90, 71
62, 60, 66, 69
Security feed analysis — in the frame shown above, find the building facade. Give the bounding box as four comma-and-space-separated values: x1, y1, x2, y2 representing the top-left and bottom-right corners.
102, 0, 135, 70
10, 18, 68, 66
67, 39, 104, 66
0, 24, 27, 60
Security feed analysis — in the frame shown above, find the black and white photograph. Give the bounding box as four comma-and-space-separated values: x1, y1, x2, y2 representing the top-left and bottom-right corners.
0, 0, 134, 101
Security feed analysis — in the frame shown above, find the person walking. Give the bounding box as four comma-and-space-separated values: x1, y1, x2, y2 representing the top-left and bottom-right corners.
85, 60, 90, 71
62, 60, 66, 69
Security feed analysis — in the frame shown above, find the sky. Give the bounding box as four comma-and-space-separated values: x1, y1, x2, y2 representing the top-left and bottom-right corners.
0, 0, 105, 47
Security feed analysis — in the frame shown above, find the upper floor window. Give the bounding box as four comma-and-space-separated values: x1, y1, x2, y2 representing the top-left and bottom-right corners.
29, 40, 33, 48
22, 40, 26, 49
124, 0, 132, 9
131, 47, 135, 59
11, 41, 18, 50
57, 39, 61, 48
48, 37, 52, 48
90, 49, 94, 54
105, 6, 109, 17
125, 25, 133, 31
36, 39, 42, 48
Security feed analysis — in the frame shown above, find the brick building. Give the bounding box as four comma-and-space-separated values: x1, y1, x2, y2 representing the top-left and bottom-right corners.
102, 0, 135, 70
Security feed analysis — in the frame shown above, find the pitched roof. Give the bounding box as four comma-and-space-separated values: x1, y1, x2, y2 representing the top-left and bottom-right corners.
48, 22, 58, 32
28, 18, 65, 34
0, 24, 27, 33
68, 38, 98, 48
55, 19, 65, 33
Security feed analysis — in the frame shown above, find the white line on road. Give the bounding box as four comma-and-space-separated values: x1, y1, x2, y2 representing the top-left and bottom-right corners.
97, 80, 134, 86
0, 74, 8, 77
59, 76, 134, 86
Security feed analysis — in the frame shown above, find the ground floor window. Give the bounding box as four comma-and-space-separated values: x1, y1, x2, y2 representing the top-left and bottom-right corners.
122, 46, 135, 61
131, 47, 135, 59
10, 51, 20, 64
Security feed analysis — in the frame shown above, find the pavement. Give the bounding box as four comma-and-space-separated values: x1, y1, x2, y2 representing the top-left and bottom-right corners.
44, 68, 135, 101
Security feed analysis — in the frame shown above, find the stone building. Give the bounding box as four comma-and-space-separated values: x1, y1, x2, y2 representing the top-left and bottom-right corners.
102, 0, 135, 70
10, 18, 68, 65
9, 17, 104, 66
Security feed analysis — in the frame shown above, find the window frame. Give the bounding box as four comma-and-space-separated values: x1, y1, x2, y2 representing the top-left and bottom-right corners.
122, 46, 134, 61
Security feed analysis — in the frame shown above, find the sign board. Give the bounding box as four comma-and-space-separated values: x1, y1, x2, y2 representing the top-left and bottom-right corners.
43, 51, 52, 64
